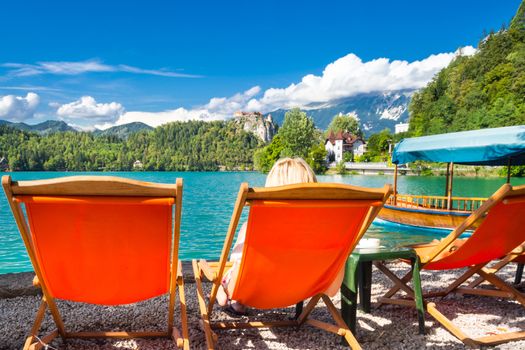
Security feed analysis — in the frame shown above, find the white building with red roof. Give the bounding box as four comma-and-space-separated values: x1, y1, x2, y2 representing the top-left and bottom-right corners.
325, 131, 366, 163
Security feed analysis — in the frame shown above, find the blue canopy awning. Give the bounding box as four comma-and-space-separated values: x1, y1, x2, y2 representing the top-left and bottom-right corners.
392, 125, 525, 166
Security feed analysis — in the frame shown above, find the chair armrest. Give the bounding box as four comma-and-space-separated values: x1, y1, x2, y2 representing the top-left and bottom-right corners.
198, 260, 218, 282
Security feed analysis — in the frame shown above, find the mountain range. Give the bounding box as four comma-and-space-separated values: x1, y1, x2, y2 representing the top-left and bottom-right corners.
92, 122, 153, 138
0, 89, 413, 138
269, 90, 413, 135
0, 119, 75, 135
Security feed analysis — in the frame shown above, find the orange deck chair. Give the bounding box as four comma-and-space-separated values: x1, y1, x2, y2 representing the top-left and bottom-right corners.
378, 183, 525, 347
193, 182, 392, 349
2, 175, 189, 350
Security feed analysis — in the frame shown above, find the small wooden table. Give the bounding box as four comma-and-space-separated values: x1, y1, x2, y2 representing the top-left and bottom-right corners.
340, 246, 426, 336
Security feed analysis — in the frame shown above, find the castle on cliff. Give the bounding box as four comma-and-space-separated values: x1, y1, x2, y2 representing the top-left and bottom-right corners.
233, 111, 277, 143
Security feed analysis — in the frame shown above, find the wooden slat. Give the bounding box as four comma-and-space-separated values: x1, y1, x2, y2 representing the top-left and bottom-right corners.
426, 303, 478, 347
211, 320, 297, 329
65, 331, 168, 338
475, 331, 525, 345
246, 182, 391, 201
377, 297, 416, 306
6, 175, 178, 197
305, 319, 345, 335
198, 260, 217, 282
455, 287, 513, 298
391, 193, 488, 213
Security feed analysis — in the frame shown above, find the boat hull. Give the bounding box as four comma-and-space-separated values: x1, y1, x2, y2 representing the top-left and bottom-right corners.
378, 204, 481, 230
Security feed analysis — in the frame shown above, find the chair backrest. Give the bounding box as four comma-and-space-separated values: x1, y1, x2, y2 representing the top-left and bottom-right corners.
229, 183, 391, 309
2, 176, 182, 305
425, 183, 525, 270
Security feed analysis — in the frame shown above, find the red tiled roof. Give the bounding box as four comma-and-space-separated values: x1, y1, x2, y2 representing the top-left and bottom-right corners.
326, 131, 365, 145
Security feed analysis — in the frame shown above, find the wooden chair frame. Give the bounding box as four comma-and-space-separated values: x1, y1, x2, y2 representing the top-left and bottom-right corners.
2, 175, 189, 350
377, 183, 525, 347
193, 182, 392, 349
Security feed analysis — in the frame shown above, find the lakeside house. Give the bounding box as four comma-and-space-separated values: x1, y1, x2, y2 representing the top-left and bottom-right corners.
325, 131, 366, 163
133, 160, 144, 169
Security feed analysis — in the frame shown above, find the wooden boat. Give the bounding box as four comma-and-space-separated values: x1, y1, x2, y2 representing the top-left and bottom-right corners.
379, 193, 486, 230
377, 126, 525, 230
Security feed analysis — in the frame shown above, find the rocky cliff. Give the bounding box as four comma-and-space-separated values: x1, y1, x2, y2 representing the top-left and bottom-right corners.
233, 111, 277, 143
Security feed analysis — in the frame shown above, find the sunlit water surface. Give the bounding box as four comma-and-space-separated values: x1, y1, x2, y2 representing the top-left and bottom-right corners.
1, 171, 522, 274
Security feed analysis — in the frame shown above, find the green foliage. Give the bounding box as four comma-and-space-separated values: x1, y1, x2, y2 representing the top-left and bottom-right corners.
326, 113, 362, 136
409, 2, 525, 136
254, 108, 325, 174
254, 135, 284, 173
335, 161, 347, 175
510, 1, 525, 31
343, 151, 354, 162
278, 108, 316, 158
365, 128, 392, 161
307, 143, 328, 174
498, 165, 525, 177
0, 121, 261, 171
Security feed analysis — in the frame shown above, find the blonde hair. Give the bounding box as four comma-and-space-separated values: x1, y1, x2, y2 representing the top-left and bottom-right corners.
265, 157, 317, 187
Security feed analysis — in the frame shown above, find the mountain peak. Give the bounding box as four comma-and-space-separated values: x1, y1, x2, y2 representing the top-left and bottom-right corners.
93, 122, 154, 138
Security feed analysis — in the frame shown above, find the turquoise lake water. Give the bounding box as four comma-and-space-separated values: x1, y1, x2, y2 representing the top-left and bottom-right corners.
1, 171, 523, 274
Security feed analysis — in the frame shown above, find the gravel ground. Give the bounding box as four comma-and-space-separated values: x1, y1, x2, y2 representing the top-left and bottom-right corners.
1, 262, 524, 350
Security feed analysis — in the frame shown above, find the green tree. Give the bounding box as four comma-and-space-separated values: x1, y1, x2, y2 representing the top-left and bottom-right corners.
307, 142, 328, 174
335, 161, 347, 175
326, 113, 362, 136
0, 120, 262, 172
278, 108, 316, 158
409, 1, 525, 137
254, 135, 285, 172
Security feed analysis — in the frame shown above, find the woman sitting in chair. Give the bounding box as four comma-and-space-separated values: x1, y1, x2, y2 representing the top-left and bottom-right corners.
217, 157, 345, 314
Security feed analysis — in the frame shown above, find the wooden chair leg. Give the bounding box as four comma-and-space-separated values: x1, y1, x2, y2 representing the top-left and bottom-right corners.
376, 270, 412, 307
321, 295, 362, 349
296, 294, 321, 325
192, 260, 217, 349
374, 261, 425, 334
177, 275, 190, 350
24, 298, 59, 350
478, 269, 525, 306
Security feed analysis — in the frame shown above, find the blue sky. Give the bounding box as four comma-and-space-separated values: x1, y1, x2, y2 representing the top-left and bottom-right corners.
0, 0, 521, 129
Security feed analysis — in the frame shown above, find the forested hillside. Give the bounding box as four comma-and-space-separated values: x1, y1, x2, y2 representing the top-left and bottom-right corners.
0, 120, 261, 171
409, 1, 525, 136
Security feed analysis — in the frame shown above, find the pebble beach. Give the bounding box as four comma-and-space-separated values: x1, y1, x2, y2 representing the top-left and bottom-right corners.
1, 261, 524, 350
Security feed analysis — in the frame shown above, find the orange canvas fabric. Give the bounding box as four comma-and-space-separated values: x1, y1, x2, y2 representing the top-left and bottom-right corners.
231, 199, 380, 308
18, 195, 174, 305
424, 198, 525, 270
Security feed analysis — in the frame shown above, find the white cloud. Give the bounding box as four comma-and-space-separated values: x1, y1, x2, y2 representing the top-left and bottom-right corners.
204, 86, 261, 114
48, 47, 477, 129
98, 86, 262, 129
104, 47, 476, 129
56, 96, 124, 124
245, 46, 477, 112
103, 108, 224, 129
0, 92, 40, 121
1, 59, 200, 78
0, 85, 61, 92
